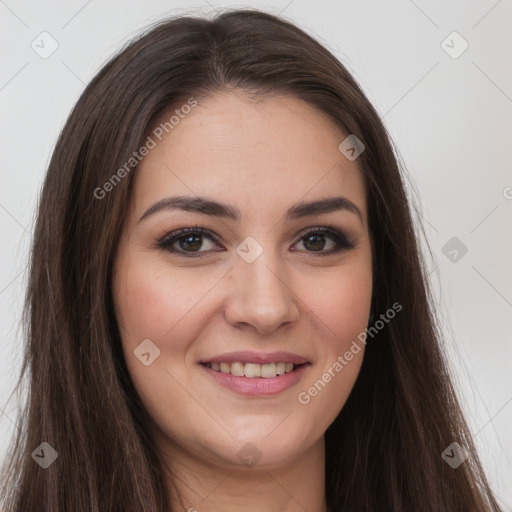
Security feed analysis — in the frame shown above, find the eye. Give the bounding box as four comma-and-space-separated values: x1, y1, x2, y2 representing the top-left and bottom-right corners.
292, 227, 355, 256
157, 226, 221, 257
157, 225, 356, 258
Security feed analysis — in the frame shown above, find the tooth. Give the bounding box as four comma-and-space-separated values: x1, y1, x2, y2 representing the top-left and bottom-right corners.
220, 363, 231, 374
244, 363, 261, 378
214, 361, 298, 376
276, 362, 286, 375
261, 363, 277, 378
231, 362, 245, 377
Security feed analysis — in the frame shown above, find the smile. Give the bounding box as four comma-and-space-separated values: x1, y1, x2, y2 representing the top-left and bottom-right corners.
199, 351, 311, 396
203, 361, 298, 378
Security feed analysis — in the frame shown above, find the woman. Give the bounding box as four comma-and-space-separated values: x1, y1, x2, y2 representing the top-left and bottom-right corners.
0, 8, 503, 512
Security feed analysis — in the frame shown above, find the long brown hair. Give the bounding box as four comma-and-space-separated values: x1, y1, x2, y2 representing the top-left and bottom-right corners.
0, 8, 503, 511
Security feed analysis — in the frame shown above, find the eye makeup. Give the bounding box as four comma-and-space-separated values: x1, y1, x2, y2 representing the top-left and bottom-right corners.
156, 224, 357, 258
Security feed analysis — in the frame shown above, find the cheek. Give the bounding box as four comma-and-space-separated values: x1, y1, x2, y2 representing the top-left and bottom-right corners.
112, 255, 217, 438
305, 260, 373, 347
293, 261, 372, 421
113, 253, 219, 347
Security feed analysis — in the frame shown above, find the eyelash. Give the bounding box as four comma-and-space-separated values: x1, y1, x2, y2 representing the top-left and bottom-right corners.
156, 224, 356, 258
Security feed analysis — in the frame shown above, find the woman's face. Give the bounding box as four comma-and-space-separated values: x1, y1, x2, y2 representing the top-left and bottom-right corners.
112, 91, 372, 470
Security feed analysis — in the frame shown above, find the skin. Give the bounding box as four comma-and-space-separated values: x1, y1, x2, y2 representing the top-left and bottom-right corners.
112, 90, 373, 512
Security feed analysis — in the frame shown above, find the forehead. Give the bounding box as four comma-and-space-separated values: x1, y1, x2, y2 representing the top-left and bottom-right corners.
131, 91, 367, 223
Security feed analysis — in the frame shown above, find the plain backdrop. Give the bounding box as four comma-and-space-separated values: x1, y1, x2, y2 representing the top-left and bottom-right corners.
1, 0, 511, 508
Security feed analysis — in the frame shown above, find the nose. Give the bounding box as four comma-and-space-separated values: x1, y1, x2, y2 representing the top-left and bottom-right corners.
223, 251, 300, 335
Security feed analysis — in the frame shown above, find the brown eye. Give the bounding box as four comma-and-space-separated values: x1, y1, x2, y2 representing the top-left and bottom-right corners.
177, 234, 203, 252
157, 225, 355, 258
302, 232, 328, 251
157, 226, 221, 257
293, 228, 355, 255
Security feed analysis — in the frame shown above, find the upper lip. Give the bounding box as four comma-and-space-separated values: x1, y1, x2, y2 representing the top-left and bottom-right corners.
200, 351, 310, 365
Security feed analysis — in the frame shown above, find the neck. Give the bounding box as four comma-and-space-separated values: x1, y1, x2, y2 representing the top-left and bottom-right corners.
159, 435, 327, 512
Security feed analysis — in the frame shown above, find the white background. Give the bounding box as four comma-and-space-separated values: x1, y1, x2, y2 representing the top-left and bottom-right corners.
1, 0, 511, 508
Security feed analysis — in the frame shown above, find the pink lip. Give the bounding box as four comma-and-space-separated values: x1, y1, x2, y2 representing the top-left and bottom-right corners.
199, 350, 310, 365
199, 362, 311, 397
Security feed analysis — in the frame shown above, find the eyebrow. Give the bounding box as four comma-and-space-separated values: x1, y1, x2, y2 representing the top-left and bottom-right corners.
138, 195, 364, 224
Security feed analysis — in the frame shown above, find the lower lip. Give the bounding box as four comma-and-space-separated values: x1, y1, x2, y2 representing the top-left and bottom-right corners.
200, 364, 311, 396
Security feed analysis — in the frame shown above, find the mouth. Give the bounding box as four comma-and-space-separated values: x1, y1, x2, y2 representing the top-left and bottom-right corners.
201, 361, 306, 378
198, 351, 311, 396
